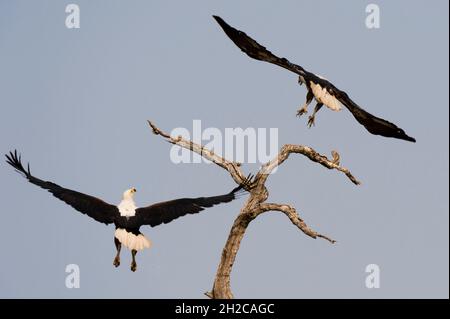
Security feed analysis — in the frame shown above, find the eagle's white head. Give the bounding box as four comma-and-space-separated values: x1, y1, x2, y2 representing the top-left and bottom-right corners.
119, 188, 138, 217
122, 188, 137, 200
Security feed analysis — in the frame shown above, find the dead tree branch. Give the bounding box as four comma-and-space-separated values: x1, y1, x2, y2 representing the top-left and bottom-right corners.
258, 203, 336, 243
148, 120, 250, 188
148, 120, 360, 299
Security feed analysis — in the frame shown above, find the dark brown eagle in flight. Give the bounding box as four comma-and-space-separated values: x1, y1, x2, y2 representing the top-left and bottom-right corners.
213, 15, 416, 143
6, 150, 250, 272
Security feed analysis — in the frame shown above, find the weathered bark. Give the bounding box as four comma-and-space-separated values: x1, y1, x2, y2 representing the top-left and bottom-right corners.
210, 212, 253, 299
148, 120, 360, 299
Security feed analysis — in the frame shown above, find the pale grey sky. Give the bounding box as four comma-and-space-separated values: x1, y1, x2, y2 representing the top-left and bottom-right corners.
0, 0, 448, 298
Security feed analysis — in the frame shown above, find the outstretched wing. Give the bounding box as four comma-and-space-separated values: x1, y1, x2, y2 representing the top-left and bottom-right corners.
213, 15, 307, 77
134, 185, 246, 227
335, 91, 417, 142
6, 150, 119, 225
302, 75, 417, 142
214, 15, 416, 143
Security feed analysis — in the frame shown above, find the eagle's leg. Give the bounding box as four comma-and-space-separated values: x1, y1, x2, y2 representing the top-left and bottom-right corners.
297, 90, 314, 117
308, 102, 323, 128
130, 249, 138, 272
113, 237, 121, 267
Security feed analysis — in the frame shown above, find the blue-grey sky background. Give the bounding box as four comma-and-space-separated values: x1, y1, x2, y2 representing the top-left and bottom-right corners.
0, 0, 448, 298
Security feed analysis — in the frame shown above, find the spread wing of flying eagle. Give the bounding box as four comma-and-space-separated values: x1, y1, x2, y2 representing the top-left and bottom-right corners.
213, 15, 416, 143
6, 150, 251, 272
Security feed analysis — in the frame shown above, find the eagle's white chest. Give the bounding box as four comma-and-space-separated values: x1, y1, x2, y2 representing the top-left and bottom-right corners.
118, 199, 137, 217
310, 81, 342, 112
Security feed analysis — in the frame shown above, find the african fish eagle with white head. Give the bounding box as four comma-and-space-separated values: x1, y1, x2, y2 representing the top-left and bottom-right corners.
213, 15, 416, 143
6, 150, 250, 272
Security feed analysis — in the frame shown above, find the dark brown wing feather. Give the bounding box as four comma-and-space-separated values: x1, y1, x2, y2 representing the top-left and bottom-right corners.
303, 75, 416, 142
6, 150, 119, 225
135, 185, 245, 227
213, 15, 306, 76
335, 91, 416, 142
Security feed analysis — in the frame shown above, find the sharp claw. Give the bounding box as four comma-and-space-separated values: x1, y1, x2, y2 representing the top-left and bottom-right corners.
113, 256, 120, 267
296, 108, 307, 117
307, 116, 315, 128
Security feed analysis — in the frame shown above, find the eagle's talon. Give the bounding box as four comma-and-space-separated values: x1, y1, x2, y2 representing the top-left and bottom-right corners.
307, 116, 316, 128
296, 108, 307, 117
113, 256, 120, 267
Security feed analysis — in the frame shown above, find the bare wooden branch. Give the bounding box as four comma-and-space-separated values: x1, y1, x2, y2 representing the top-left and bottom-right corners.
258, 145, 360, 186
258, 203, 336, 244
148, 120, 249, 187
148, 120, 360, 299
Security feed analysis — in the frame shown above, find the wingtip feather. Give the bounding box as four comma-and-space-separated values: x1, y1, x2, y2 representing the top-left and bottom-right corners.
212, 15, 222, 22
212, 15, 230, 30
5, 149, 30, 177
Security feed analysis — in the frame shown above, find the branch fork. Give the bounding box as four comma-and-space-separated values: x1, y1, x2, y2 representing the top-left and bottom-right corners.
148, 120, 360, 299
